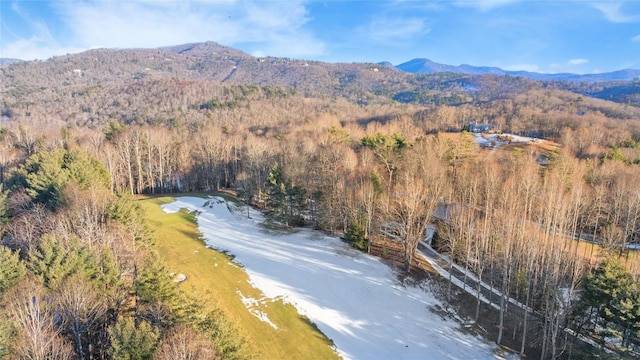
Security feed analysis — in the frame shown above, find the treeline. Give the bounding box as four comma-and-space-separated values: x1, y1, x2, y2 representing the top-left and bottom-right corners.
0, 147, 252, 358
2, 107, 638, 358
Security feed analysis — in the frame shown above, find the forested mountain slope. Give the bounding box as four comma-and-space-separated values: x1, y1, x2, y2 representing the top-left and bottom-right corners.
3, 41, 639, 114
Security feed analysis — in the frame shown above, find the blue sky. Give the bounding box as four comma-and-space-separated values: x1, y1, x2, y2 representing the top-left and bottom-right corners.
1, 0, 639, 74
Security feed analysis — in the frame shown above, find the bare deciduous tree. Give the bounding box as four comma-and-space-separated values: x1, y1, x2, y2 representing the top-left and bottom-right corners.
154, 325, 221, 360
5, 278, 74, 360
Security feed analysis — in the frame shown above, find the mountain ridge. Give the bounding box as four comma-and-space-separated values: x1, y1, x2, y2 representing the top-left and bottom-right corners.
5, 40, 638, 83
1, 41, 639, 108
0, 58, 23, 65
395, 58, 640, 83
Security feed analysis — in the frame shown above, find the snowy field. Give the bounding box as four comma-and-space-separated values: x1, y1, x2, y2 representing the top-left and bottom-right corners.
472, 132, 539, 147
162, 197, 513, 360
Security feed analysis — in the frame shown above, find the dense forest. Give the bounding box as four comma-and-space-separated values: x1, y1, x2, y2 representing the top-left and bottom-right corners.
1, 42, 640, 359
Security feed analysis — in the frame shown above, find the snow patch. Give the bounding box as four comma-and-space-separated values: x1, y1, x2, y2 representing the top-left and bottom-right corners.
237, 290, 278, 329
162, 197, 515, 360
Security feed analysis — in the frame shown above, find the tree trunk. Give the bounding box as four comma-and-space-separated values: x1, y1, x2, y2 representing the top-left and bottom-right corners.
497, 271, 508, 345
520, 278, 531, 356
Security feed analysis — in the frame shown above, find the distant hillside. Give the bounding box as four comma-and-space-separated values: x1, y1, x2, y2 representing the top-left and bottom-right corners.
0, 58, 23, 65
0, 41, 415, 103
396, 58, 505, 76
589, 80, 640, 105
3, 41, 537, 108
396, 58, 640, 83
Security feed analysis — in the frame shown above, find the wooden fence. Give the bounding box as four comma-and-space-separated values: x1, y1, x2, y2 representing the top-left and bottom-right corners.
369, 238, 434, 272
370, 238, 405, 266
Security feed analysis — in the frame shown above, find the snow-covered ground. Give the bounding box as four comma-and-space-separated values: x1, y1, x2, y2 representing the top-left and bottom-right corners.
472, 132, 539, 148
162, 197, 514, 360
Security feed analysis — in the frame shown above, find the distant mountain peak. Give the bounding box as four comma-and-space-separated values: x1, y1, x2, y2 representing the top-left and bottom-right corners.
377, 61, 395, 68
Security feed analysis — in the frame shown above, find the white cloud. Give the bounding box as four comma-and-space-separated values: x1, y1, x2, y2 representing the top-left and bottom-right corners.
632, 34, 640, 42
568, 58, 589, 65
454, 0, 521, 11
1, 36, 85, 60
503, 64, 539, 72
366, 16, 430, 44
592, 2, 640, 23
2, 1, 327, 60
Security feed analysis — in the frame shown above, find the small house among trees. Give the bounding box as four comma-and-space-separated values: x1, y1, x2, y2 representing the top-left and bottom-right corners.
464, 123, 496, 133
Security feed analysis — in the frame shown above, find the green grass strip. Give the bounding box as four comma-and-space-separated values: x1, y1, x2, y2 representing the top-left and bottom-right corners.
140, 196, 341, 360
